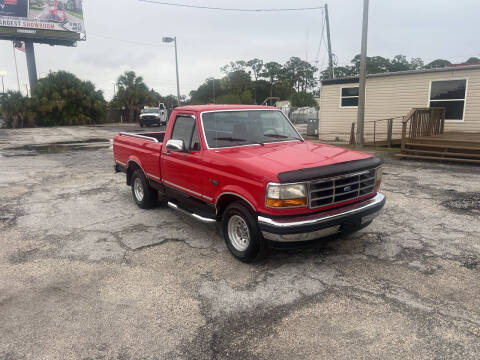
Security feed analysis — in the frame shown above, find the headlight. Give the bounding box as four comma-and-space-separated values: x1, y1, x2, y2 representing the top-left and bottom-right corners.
266, 183, 307, 208
375, 166, 383, 189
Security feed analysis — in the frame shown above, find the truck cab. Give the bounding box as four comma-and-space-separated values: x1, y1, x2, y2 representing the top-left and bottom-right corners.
114, 105, 385, 262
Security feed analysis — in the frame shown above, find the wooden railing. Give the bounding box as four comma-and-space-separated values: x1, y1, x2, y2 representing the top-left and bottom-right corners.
350, 116, 402, 147
401, 108, 446, 151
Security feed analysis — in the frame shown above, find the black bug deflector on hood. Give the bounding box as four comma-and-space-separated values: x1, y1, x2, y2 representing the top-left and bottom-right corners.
277, 157, 383, 183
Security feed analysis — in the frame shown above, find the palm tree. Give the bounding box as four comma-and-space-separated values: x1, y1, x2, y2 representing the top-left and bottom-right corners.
116, 71, 151, 122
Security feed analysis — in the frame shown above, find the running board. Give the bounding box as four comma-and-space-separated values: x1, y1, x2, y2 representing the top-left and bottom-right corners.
167, 202, 217, 224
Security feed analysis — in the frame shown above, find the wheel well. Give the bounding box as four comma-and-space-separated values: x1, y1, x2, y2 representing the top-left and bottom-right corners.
126, 161, 142, 186
216, 194, 255, 218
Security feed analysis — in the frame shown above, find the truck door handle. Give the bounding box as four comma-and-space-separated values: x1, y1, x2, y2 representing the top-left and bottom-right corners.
163, 152, 170, 156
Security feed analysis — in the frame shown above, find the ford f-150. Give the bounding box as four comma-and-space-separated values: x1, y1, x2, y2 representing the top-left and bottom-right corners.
113, 105, 385, 262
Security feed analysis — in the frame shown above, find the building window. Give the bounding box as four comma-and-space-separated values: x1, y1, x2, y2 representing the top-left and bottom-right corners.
429, 79, 467, 120
341, 87, 359, 107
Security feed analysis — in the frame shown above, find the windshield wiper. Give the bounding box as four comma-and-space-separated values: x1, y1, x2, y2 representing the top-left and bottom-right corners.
213, 136, 264, 147
214, 136, 247, 142
263, 134, 304, 142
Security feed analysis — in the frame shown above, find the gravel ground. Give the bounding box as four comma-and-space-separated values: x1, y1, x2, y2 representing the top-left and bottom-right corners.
0, 125, 479, 360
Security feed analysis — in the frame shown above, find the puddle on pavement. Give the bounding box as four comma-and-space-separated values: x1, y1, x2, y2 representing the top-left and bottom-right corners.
0, 138, 111, 157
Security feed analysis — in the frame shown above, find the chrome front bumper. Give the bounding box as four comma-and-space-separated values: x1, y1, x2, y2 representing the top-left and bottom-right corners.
258, 192, 385, 242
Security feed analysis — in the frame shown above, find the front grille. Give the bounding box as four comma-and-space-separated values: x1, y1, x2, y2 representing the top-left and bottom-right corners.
309, 168, 376, 208
142, 116, 157, 122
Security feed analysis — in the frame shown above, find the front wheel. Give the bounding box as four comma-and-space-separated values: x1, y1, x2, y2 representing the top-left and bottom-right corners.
131, 170, 157, 209
222, 202, 266, 263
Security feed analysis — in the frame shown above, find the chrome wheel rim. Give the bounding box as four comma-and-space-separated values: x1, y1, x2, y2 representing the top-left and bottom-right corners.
134, 177, 144, 201
227, 215, 250, 251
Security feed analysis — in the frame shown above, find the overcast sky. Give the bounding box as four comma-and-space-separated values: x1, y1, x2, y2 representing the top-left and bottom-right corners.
0, 0, 479, 100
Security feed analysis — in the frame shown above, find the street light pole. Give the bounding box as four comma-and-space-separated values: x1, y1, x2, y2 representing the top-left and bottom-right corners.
162, 36, 181, 105
174, 37, 180, 104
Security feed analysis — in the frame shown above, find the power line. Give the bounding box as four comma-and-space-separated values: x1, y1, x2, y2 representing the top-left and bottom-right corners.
314, 8, 325, 64
88, 32, 166, 47
138, 0, 324, 12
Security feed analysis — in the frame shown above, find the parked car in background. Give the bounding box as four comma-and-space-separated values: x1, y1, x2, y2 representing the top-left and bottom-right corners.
114, 105, 385, 262
139, 104, 168, 127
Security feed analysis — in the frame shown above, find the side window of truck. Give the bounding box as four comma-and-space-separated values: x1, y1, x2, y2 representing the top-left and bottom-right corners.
171, 116, 201, 152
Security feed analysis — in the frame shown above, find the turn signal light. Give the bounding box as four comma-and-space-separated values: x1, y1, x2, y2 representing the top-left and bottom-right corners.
266, 198, 307, 207
375, 166, 383, 190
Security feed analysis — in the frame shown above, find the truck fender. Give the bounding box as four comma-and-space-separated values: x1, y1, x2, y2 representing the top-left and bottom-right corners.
215, 187, 258, 216
126, 156, 145, 186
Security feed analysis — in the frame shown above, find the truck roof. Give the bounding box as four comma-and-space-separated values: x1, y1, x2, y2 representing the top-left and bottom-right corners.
173, 104, 278, 112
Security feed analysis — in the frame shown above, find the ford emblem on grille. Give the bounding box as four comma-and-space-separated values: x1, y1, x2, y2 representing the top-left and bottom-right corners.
343, 186, 352, 192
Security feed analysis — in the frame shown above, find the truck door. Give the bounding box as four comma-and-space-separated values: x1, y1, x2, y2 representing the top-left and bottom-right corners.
161, 115, 206, 200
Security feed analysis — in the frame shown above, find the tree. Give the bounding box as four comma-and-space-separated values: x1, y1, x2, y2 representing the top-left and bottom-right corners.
290, 92, 318, 108
425, 59, 452, 69
466, 57, 480, 64
221, 60, 247, 74
246, 58, 263, 104
0, 91, 31, 128
322, 54, 429, 79
225, 70, 252, 98
116, 71, 151, 122
189, 78, 225, 104
282, 57, 318, 95
216, 91, 253, 105
30, 71, 106, 126
260, 61, 283, 98
162, 95, 181, 110
409, 57, 424, 70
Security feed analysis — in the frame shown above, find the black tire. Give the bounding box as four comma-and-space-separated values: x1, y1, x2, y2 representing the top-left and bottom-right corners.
222, 202, 266, 263
131, 169, 157, 209
139, 123, 144, 128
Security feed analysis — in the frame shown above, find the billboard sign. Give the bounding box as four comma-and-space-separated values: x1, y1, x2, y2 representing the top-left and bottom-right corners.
0, 0, 85, 45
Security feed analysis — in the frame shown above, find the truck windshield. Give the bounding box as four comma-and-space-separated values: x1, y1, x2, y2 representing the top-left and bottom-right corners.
142, 109, 159, 114
202, 110, 302, 148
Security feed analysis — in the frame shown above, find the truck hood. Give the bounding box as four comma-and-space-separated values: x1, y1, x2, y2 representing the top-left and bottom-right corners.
212, 140, 372, 182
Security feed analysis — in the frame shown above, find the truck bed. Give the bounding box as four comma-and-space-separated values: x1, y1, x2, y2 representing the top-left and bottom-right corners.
113, 132, 164, 181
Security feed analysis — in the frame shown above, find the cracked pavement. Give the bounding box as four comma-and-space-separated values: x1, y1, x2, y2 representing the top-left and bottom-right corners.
0, 125, 479, 359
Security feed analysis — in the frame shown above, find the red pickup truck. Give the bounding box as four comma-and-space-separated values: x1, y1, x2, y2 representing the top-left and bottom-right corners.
113, 105, 385, 262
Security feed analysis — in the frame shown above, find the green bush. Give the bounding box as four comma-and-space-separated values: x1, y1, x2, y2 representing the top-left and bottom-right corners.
0, 91, 33, 128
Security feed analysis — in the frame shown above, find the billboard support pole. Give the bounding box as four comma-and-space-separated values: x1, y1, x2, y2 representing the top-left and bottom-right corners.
25, 40, 38, 94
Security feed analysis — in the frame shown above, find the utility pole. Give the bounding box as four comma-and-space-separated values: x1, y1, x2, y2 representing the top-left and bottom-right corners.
113, 84, 116, 98
12, 43, 21, 92
356, 0, 369, 147
324, 3, 335, 79
25, 40, 38, 93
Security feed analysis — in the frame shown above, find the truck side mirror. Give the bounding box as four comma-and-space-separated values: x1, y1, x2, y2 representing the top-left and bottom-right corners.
166, 139, 185, 152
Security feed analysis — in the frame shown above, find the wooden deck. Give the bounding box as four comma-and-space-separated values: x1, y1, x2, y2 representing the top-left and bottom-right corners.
396, 132, 480, 163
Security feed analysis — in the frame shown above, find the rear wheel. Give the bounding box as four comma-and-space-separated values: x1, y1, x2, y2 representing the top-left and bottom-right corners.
222, 202, 266, 263
131, 170, 157, 209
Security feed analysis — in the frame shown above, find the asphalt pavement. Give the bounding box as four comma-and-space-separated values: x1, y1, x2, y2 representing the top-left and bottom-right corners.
1, 124, 479, 359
